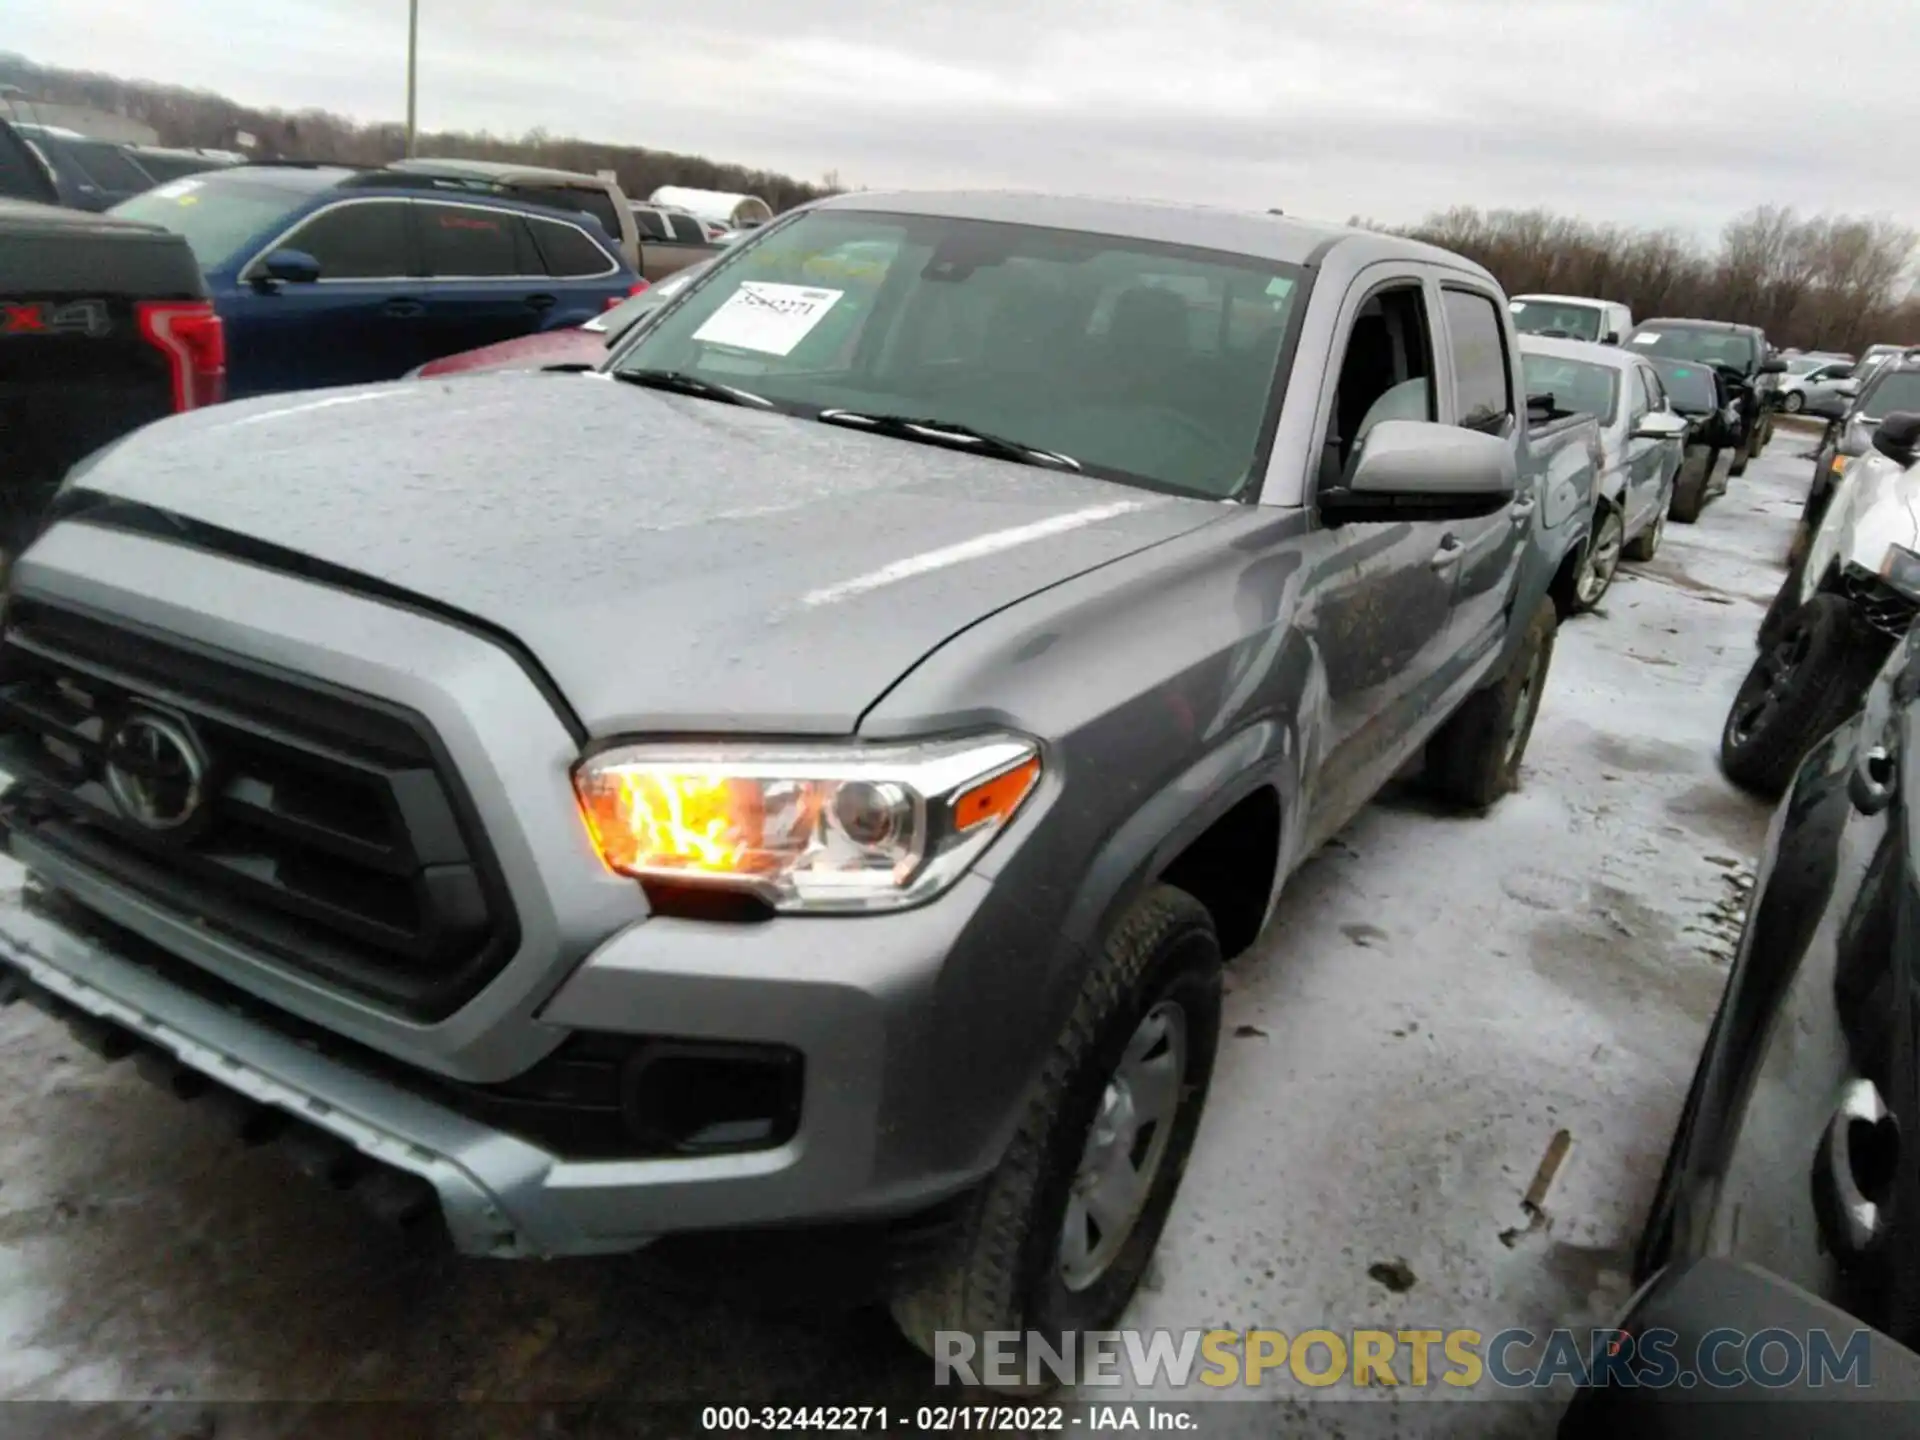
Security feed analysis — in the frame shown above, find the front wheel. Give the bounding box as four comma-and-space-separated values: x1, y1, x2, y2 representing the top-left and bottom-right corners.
889, 885, 1222, 1386
1721, 594, 1878, 798
1784, 391, 1806, 414
1423, 597, 1558, 809
1570, 506, 1623, 612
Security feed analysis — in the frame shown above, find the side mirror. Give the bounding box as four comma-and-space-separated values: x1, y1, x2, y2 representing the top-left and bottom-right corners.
1601, 331, 1621, 346
1321, 420, 1517, 524
1759, 357, 1788, 375
1633, 410, 1690, 441
255, 248, 321, 287
1871, 412, 1920, 465
1525, 392, 1557, 425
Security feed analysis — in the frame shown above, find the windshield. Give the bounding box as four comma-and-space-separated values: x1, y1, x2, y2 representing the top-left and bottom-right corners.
1521, 352, 1618, 423
111, 174, 321, 269
1628, 326, 1758, 373
612, 209, 1306, 498
1509, 300, 1603, 342
1863, 370, 1920, 420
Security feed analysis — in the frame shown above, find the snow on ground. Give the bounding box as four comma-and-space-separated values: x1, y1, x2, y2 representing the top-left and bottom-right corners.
0, 434, 1813, 1435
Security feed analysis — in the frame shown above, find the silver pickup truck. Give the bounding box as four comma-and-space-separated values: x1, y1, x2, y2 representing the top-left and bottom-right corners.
0, 191, 1599, 1372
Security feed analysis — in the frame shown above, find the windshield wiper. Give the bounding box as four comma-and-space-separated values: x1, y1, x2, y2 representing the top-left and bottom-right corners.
817, 409, 1082, 472
614, 368, 775, 409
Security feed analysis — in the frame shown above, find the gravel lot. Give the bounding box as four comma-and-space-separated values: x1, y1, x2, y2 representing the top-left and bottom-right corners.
0, 433, 1812, 1437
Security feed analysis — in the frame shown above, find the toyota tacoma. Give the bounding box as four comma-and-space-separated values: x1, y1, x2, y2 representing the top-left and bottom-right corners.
0, 192, 1571, 1371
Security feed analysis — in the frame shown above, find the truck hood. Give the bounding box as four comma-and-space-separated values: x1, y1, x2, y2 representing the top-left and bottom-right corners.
66, 374, 1224, 735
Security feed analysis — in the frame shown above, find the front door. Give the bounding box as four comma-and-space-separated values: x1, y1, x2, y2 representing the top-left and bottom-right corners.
228, 198, 424, 397
1298, 271, 1462, 848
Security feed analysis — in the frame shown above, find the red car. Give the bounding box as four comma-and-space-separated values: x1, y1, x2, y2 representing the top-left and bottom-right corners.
409, 259, 715, 378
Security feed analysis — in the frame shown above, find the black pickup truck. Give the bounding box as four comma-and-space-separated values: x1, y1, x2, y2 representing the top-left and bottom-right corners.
0, 122, 222, 560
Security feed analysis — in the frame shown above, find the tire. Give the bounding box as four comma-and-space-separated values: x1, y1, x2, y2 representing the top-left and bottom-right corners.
889, 885, 1223, 1385
1423, 596, 1557, 810
1728, 439, 1750, 478
1669, 451, 1710, 524
1762, 414, 1775, 448
1720, 594, 1879, 799
1569, 504, 1623, 612
1624, 502, 1665, 561
1784, 391, 1806, 414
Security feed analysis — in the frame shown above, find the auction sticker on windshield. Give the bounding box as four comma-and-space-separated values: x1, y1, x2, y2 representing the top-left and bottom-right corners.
693, 283, 845, 356
1632, 332, 1661, 345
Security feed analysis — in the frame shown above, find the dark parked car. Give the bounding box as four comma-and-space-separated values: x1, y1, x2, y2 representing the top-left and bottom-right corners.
1627, 319, 1786, 476
110, 165, 643, 398
1563, 623, 1920, 1437
0, 195, 220, 556
1645, 355, 1740, 522
12, 124, 156, 212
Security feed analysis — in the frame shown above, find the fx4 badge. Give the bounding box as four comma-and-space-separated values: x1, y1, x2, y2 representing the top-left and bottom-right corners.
1, 300, 113, 337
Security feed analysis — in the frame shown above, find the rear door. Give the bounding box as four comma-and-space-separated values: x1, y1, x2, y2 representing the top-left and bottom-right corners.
415, 199, 555, 365
229, 198, 422, 396
1434, 282, 1525, 675
523, 214, 624, 328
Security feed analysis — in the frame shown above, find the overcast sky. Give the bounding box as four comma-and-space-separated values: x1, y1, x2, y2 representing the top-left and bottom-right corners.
11, 0, 1919, 243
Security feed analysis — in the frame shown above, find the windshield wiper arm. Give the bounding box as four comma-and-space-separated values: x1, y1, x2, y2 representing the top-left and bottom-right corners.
614, 368, 775, 409
817, 409, 1082, 472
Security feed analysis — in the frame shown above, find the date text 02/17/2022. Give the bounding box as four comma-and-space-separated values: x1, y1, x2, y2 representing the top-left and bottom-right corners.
699, 1405, 1198, 1432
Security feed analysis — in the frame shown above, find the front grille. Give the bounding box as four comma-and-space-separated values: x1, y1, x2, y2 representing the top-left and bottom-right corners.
0, 598, 519, 1020
1839, 570, 1919, 640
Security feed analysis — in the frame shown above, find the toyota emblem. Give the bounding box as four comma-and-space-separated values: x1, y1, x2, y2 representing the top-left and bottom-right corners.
104, 710, 209, 833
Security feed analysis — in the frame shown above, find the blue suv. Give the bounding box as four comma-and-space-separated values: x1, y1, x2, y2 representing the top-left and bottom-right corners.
112, 165, 641, 399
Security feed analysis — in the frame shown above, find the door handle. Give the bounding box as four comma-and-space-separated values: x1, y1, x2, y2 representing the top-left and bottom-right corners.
1851, 743, 1897, 815
382, 298, 426, 319
1509, 497, 1537, 525
1813, 1078, 1899, 1265
524, 293, 558, 312
1430, 533, 1463, 570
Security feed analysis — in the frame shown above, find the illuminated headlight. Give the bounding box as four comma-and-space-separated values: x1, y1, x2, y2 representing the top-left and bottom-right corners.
573, 735, 1042, 912
1881, 546, 1920, 602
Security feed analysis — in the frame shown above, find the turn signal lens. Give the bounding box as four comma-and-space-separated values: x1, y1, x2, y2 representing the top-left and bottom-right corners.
574, 736, 1041, 912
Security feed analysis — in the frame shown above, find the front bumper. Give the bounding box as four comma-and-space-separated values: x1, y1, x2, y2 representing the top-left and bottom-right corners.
0, 859, 1018, 1258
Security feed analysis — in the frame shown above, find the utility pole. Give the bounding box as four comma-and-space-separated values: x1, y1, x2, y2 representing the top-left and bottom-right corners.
405, 0, 420, 157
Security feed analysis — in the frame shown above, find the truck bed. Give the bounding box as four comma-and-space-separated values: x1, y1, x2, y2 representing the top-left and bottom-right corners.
0, 198, 209, 554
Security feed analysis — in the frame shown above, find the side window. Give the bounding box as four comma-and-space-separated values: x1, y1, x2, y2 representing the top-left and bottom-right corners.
632, 207, 672, 241
1322, 281, 1437, 487
1440, 288, 1514, 436
1641, 366, 1667, 412
281, 201, 413, 280
418, 203, 533, 278
667, 214, 707, 245
528, 217, 614, 278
